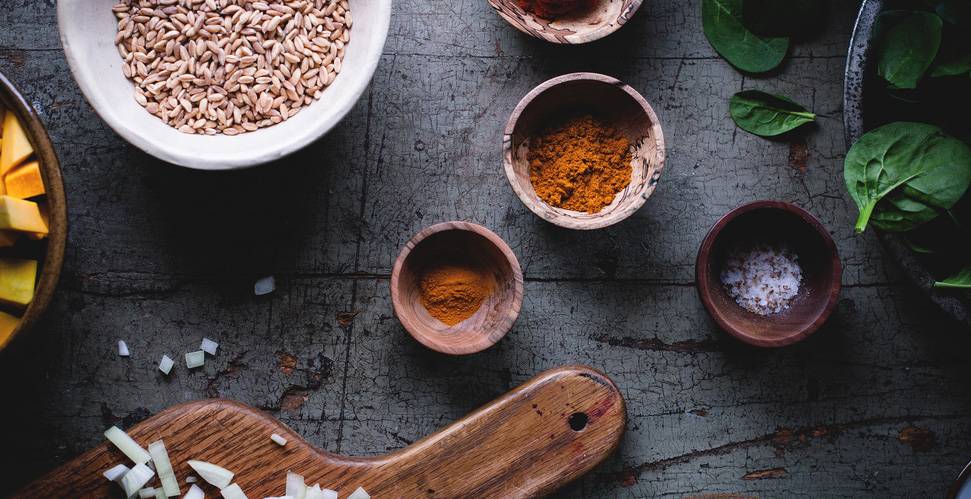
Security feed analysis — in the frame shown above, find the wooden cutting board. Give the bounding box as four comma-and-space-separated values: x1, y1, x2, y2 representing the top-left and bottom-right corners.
17, 365, 625, 498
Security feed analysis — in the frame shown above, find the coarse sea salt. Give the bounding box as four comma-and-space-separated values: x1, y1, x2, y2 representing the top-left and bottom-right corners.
720, 242, 802, 316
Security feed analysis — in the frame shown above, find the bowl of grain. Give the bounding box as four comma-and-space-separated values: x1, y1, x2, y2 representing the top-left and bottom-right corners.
488, 0, 643, 44
504, 73, 665, 230
695, 201, 841, 348
391, 221, 524, 355
57, 0, 391, 170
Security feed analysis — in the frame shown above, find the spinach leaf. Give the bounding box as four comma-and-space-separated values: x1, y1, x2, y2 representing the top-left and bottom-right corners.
729, 90, 815, 137
935, 266, 971, 288
844, 122, 971, 233
742, 0, 826, 38
702, 0, 789, 73
930, 52, 971, 77
876, 11, 943, 89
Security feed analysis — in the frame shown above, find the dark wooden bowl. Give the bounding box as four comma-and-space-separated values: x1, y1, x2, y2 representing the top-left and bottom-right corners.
695, 201, 841, 348
488, 0, 643, 44
503, 73, 665, 230
0, 71, 68, 352
391, 222, 524, 355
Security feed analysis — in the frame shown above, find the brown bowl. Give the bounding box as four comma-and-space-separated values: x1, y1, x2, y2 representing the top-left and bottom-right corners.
391, 221, 524, 355
503, 73, 665, 230
695, 201, 841, 348
0, 71, 68, 352
488, 0, 643, 44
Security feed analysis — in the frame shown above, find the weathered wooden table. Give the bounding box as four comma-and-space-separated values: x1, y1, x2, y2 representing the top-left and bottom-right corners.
2, 1, 970, 497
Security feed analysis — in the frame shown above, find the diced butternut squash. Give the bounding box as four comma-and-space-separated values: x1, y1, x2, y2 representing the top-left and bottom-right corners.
0, 257, 37, 308
0, 310, 19, 350
0, 230, 17, 247
5, 161, 44, 199
0, 111, 32, 174
25, 201, 49, 240
0, 196, 47, 234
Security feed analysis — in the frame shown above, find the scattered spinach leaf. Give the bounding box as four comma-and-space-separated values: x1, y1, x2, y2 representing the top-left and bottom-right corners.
741, 0, 826, 38
729, 90, 816, 137
876, 11, 943, 89
702, 0, 789, 73
934, 265, 971, 288
844, 122, 971, 233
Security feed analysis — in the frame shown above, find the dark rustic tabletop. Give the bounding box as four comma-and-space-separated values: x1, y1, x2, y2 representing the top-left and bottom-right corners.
1, 0, 970, 497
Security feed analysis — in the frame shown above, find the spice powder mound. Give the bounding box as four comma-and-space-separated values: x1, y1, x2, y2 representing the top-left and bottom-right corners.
419, 264, 493, 326
528, 115, 633, 214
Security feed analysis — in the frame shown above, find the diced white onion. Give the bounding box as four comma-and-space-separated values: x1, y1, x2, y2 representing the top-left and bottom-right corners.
120, 463, 156, 498
347, 487, 370, 499
270, 433, 287, 446
220, 483, 248, 499
148, 440, 180, 497
254, 276, 276, 296
183, 484, 205, 499
103, 464, 130, 482
200, 338, 219, 355
319, 490, 337, 499
264, 497, 294, 499
138, 487, 156, 498
285, 471, 306, 499
187, 460, 234, 489
186, 476, 197, 483
303, 485, 322, 499
104, 426, 151, 464
118, 340, 130, 357
185, 351, 205, 369
154, 488, 166, 499
159, 355, 175, 375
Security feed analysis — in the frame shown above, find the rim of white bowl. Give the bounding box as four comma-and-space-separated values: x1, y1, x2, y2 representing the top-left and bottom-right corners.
56, 1, 391, 170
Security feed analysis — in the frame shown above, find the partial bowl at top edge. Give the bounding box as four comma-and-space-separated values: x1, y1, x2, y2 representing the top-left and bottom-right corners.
503, 72, 665, 230
0, 72, 68, 353
488, 0, 643, 44
56, 0, 391, 170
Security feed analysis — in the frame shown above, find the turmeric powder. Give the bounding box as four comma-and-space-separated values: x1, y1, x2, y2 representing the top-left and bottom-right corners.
528, 115, 632, 214
419, 263, 493, 326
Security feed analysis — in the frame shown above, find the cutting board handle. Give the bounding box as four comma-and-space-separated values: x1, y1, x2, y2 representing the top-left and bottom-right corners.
18, 365, 625, 498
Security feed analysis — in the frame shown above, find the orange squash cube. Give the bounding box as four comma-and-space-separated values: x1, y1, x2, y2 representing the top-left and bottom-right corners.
5, 160, 44, 199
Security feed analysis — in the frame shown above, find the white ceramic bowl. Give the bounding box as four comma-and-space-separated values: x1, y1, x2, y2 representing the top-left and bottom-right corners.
57, 0, 390, 170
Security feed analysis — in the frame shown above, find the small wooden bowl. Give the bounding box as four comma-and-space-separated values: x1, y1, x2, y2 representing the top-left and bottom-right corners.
488, 0, 643, 44
0, 71, 68, 353
695, 201, 841, 348
391, 222, 524, 355
503, 73, 665, 230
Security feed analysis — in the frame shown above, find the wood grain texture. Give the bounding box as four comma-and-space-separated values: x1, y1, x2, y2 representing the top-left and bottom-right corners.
503, 73, 665, 230
18, 366, 625, 499
488, 0, 643, 44
391, 221, 524, 355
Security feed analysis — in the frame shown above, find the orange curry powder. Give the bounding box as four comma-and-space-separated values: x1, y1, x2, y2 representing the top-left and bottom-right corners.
419, 264, 493, 326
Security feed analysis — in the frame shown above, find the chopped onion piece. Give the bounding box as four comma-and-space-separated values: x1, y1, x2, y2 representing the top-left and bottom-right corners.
220, 483, 248, 499
138, 487, 156, 498
270, 433, 287, 446
118, 340, 130, 357
103, 464, 130, 482
159, 355, 175, 375
186, 476, 197, 483
200, 338, 219, 355
254, 276, 275, 296
319, 490, 337, 499
347, 487, 370, 499
183, 484, 205, 499
185, 351, 205, 369
104, 426, 151, 464
154, 488, 166, 499
120, 463, 155, 498
305, 485, 335, 499
148, 440, 180, 497
264, 497, 294, 499
285, 471, 306, 499
187, 460, 234, 489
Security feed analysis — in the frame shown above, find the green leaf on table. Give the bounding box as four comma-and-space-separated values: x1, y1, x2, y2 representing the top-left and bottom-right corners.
729, 90, 816, 137
935, 266, 971, 289
929, 51, 971, 77
876, 11, 943, 89
741, 0, 827, 38
844, 122, 971, 233
702, 0, 789, 73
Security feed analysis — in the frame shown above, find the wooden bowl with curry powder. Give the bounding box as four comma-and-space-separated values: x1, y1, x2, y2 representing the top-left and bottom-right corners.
390, 221, 524, 355
503, 72, 665, 230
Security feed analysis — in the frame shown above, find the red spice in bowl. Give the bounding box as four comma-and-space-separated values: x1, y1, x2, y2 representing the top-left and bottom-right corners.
518, 0, 594, 18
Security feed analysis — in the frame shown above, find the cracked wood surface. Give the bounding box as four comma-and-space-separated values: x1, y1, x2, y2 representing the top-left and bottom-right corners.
0, 0, 970, 497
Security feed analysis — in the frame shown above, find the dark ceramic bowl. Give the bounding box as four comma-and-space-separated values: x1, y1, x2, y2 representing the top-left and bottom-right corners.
0, 71, 67, 352
696, 201, 842, 348
844, 0, 971, 328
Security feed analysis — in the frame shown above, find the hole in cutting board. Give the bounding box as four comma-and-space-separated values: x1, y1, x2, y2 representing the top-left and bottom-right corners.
569, 412, 588, 431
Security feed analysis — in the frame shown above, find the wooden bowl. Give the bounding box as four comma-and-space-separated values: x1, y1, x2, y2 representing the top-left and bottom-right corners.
488, 0, 643, 44
503, 73, 665, 230
391, 222, 524, 355
0, 71, 68, 353
695, 201, 841, 348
